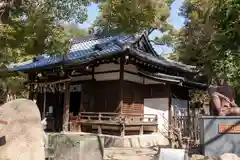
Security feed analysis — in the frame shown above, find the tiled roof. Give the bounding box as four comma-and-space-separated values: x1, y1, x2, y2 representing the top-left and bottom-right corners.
9, 35, 134, 71
8, 33, 197, 73
128, 48, 197, 73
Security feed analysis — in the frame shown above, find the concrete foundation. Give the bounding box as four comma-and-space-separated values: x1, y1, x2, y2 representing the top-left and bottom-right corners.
64, 132, 169, 148
45, 132, 169, 159
102, 133, 169, 148
46, 133, 104, 160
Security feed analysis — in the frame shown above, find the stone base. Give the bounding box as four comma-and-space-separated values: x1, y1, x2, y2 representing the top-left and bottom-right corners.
46, 133, 104, 160
46, 132, 169, 159
103, 133, 169, 148
65, 132, 169, 148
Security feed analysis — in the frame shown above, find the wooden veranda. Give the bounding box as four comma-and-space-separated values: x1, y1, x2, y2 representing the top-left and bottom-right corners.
69, 112, 158, 136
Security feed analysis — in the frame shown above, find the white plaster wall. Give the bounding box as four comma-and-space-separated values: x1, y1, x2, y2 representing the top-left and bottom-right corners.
143, 98, 169, 145
124, 64, 139, 73
124, 72, 143, 84
71, 63, 164, 84
93, 63, 138, 73
95, 72, 120, 81
94, 63, 120, 72
143, 98, 169, 132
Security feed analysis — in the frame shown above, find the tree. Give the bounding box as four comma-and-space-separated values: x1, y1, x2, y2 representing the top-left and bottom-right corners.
63, 24, 89, 37
150, 0, 240, 104
92, 0, 173, 34
165, 52, 178, 61
0, 0, 90, 24
166, 0, 240, 87
0, 0, 92, 99
0, 0, 92, 64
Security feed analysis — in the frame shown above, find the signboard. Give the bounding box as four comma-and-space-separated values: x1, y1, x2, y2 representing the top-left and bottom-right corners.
219, 124, 240, 133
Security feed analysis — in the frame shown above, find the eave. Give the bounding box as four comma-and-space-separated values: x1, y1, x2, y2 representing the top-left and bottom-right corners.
138, 69, 207, 90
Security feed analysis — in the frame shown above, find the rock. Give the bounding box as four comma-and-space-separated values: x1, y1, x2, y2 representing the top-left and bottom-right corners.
190, 153, 240, 160
220, 153, 240, 160
191, 154, 205, 160
0, 99, 45, 160
47, 133, 104, 160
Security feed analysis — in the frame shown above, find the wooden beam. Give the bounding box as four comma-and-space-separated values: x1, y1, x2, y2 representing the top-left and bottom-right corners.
62, 80, 71, 132
28, 78, 71, 85
187, 97, 191, 137
168, 85, 173, 148
28, 73, 35, 100
192, 103, 196, 140
119, 55, 125, 113
75, 70, 120, 77
92, 66, 95, 81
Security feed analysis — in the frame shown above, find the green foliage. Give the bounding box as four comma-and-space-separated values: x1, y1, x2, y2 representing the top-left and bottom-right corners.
173, 0, 240, 87
0, 0, 92, 98
165, 53, 178, 61
93, 0, 172, 34
0, 0, 92, 64
152, 0, 240, 103
63, 24, 89, 37
153, 29, 178, 47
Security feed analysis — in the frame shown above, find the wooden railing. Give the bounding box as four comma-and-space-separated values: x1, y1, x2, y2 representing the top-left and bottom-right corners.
69, 112, 158, 136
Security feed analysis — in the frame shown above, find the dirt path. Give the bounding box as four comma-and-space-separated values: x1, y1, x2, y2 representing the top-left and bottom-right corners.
104, 147, 159, 160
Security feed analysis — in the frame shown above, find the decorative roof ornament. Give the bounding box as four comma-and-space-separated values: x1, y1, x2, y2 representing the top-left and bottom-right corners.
92, 27, 104, 37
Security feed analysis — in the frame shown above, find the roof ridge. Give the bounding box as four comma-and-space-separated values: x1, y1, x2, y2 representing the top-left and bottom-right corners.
71, 35, 110, 44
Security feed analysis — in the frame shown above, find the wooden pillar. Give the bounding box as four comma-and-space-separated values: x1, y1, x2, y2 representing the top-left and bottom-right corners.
92, 66, 95, 81
42, 86, 47, 119
168, 85, 173, 148
119, 55, 125, 113
62, 81, 70, 132
28, 74, 35, 100
140, 125, 144, 135
187, 96, 191, 137
98, 113, 102, 134
192, 103, 196, 140
121, 116, 125, 136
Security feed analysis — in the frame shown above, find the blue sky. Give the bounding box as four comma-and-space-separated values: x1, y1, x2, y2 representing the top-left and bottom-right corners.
78, 0, 185, 54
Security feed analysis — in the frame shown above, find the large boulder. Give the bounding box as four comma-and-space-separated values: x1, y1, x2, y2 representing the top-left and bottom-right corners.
190, 153, 240, 160
220, 153, 240, 160
0, 99, 45, 160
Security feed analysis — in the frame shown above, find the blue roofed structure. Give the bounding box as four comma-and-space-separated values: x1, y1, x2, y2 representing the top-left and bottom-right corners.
9, 32, 197, 73
15, 30, 207, 136
8, 30, 207, 89
9, 35, 133, 72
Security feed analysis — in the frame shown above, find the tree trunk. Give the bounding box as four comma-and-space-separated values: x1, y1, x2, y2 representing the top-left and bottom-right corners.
0, 0, 22, 24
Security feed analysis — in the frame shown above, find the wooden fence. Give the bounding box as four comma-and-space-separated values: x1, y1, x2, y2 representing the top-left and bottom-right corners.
69, 112, 158, 136
173, 115, 200, 142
